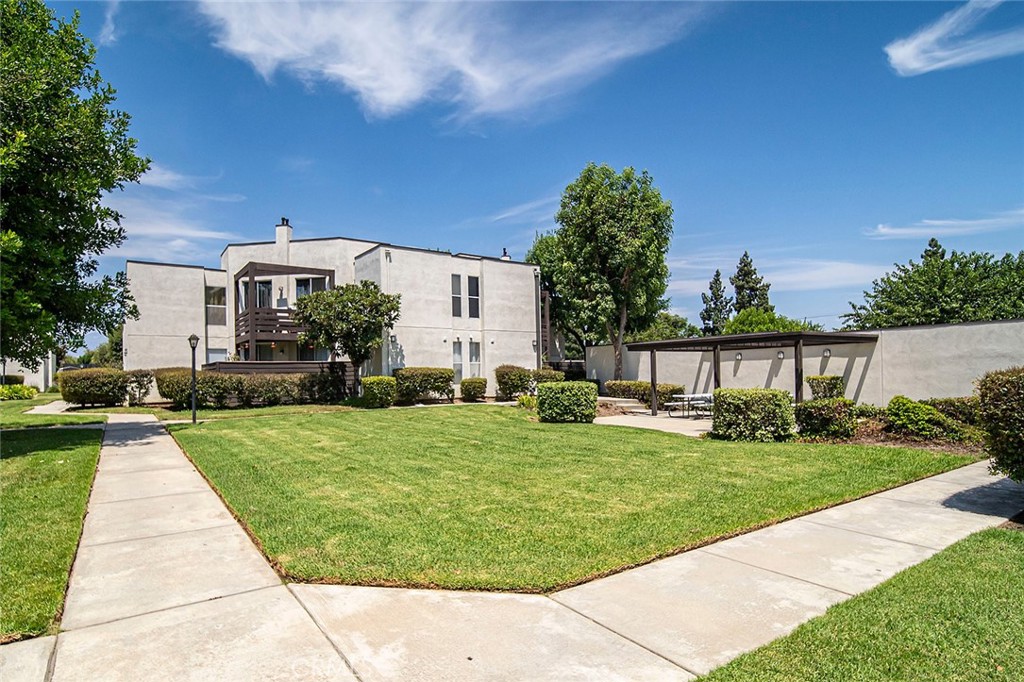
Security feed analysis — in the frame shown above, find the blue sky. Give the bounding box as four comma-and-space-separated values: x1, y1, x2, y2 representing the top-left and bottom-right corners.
60, 1, 1023, 340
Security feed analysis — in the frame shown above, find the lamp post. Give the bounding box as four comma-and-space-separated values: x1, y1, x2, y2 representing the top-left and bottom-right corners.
188, 334, 200, 424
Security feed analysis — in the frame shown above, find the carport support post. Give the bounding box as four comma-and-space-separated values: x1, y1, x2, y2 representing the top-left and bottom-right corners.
649, 350, 658, 416
794, 338, 804, 403
713, 344, 721, 390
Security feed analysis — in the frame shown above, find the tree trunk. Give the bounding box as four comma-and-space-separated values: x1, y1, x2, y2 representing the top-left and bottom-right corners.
610, 305, 629, 380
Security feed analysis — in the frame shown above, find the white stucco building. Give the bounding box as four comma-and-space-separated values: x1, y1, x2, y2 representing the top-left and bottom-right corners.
123, 218, 541, 394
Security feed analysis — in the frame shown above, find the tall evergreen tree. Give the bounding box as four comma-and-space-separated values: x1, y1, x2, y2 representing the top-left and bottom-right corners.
730, 251, 774, 314
699, 269, 733, 336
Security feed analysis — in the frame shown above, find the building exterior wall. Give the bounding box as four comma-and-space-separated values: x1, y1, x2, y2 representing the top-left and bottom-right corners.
3, 352, 57, 390
586, 319, 1024, 405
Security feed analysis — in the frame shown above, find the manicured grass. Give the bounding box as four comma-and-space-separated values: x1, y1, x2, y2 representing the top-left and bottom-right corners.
171, 406, 977, 591
703, 528, 1024, 681
0, 429, 102, 641
0, 394, 105, 429
75, 403, 354, 421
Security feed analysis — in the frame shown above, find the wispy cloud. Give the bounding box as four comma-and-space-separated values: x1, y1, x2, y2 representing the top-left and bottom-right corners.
866, 206, 1024, 239
99, 0, 120, 46
490, 195, 560, 225
139, 163, 199, 191
885, 0, 1024, 76
197, 2, 708, 122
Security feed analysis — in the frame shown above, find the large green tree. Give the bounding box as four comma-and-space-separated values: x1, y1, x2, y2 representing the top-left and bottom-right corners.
1, 0, 148, 369
730, 251, 774, 314
699, 269, 733, 336
293, 281, 401, 383
551, 163, 673, 379
626, 312, 701, 343
723, 307, 823, 335
843, 239, 1024, 330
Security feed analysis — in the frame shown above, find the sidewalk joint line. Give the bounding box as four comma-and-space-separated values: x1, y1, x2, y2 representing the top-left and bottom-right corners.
80, 523, 238, 549
287, 585, 367, 682
695, 548, 855, 597
91, 489, 211, 505
796, 518, 946, 551
43, 634, 58, 682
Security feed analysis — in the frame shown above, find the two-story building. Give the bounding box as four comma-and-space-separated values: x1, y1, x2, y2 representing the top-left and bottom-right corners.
123, 218, 542, 394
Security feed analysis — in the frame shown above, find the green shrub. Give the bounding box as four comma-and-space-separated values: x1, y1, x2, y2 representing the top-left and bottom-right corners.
806, 375, 845, 400
361, 376, 397, 408
796, 398, 857, 439
126, 369, 154, 406
237, 374, 299, 407
885, 395, 970, 441
853, 403, 886, 420
460, 377, 487, 402
920, 396, 980, 426
2, 375, 25, 385
517, 394, 538, 410
711, 388, 795, 442
604, 380, 685, 409
197, 372, 243, 409
976, 366, 1024, 482
0, 384, 37, 400
495, 364, 532, 399
532, 368, 565, 384
298, 365, 351, 404
45, 384, 60, 393
394, 367, 455, 403
537, 381, 597, 423
58, 368, 128, 407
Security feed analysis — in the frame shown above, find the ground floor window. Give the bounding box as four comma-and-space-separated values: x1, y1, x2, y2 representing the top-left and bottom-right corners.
255, 343, 274, 361
300, 345, 330, 361
453, 340, 463, 384
469, 340, 481, 377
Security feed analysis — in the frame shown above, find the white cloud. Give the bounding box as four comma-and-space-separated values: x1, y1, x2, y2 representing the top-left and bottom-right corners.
99, 0, 120, 46
490, 195, 560, 225
139, 163, 198, 191
197, 1, 706, 121
866, 206, 1024, 239
885, 0, 1024, 76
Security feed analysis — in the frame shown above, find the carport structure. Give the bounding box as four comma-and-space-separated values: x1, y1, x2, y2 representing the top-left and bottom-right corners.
626, 330, 879, 415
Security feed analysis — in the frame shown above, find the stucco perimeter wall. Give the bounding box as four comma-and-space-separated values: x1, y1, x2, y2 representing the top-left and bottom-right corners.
586, 319, 1024, 405
4, 353, 57, 390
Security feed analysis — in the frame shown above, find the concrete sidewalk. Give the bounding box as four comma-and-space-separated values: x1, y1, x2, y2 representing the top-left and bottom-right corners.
1, 416, 1021, 681
25, 399, 73, 414
595, 412, 713, 437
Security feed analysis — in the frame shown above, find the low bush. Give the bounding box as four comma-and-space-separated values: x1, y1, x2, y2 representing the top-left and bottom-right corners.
711, 388, 795, 442
532, 368, 565, 385
58, 368, 128, 407
517, 394, 538, 410
361, 376, 397, 408
495, 364, 532, 399
45, 384, 60, 393
153, 368, 191, 406
853, 403, 886, 420
605, 380, 685, 409
297, 366, 351, 404
537, 381, 597, 423
237, 374, 296, 407
977, 366, 1024, 482
885, 395, 971, 441
126, 369, 154, 406
197, 372, 243, 409
394, 367, 455, 403
796, 398, 857, 439
2, 374, 25, 385
0, 384, 37, 400
920, 396, 980, 426
460, 377, 487, 402
806, 375, 845, 400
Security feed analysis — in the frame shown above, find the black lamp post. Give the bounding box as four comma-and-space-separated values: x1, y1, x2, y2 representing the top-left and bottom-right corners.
188, 334, 200, 424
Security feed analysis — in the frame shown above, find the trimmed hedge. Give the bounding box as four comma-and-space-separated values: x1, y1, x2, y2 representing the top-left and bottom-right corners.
796, 398, 857, 439
920, 396, 980, 426
853, 403, 886, 420
532, 368, 565, 384
460, 377, 487, 402
58, 368, 128, 407
537, 381, 597, 423
361, 376, 397, 408
237, 374, 295, 407
394, 367, 455, 403
495, 364, 532, 399
298, 366, 351, 404
2, 375, 25, 385
885, 395, 971, 441
711, 388, 795, 442
977, 366, 1024, 482
806, 375, 845, 400
605, 380, 686, 410
126, 369, 154, 406
0, 384, 37, 400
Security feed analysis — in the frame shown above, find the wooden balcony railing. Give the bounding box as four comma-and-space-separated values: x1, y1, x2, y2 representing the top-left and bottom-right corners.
235, 306, 306, 344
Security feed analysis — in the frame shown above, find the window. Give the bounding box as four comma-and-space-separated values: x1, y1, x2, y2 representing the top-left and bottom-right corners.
237, 281, 248, 314
205, 286, 227, 326
469, 341, 481, 378
451, 274, 462, 317
206, 348, 228, 364
296, 277, 326, 299
255, 343, 274, 361
256, 281, 273, 308
452, 340, 463, 384
300, 345, 330, 361
468, 276, 480, 318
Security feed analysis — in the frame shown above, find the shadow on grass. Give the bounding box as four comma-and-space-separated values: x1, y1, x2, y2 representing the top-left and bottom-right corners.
0, 429, 103, 461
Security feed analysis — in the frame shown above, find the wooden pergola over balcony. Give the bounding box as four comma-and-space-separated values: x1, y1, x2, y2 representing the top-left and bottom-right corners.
234, 262, 335, 347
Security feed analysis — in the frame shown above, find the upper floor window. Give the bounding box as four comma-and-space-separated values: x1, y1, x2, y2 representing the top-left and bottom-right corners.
451, 274, 462, 317
296, 277, 326, 299
468, 276, 480, 318
256, 281, 273, 308
205, 286, 227, 326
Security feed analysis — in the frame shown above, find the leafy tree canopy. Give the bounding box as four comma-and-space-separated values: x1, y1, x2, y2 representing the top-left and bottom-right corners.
293, 281, 401, 380
626, 312, 701, 343
730, 251, 773, 314
843, 239, 1024, 330
700, 269, 733, 336
1, 0, 148, 369
552, 162, 673, 379
723, 307, 823, 335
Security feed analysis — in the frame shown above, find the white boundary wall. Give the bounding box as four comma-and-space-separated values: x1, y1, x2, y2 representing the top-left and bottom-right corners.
586, 319, 1024, 405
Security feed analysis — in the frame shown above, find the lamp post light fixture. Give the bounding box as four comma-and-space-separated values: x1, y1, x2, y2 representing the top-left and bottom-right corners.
188, 334, 200, 424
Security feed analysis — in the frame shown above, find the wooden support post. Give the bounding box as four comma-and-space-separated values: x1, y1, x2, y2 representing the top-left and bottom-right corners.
795, 339, 804, 403
650, 350, 658, 416
713, 344, 721, 391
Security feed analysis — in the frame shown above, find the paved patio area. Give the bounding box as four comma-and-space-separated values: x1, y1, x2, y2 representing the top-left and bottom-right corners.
1, 415, 1021, 680
595, 412, 713, 437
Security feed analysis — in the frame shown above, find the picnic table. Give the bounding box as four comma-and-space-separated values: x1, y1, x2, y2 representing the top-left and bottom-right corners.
665, 393, 713, 418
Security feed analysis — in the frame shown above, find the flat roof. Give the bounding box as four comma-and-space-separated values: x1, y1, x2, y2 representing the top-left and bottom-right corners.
219, 234, 530, 265
626, 330, 878, 352
126, 260, 225, 273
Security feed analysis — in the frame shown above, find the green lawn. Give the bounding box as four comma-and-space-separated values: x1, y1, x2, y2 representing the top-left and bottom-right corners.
170, 406, 977, 591
0, 429, 102, 641
0, 394, 105, 429
703, 527, 1024, 681
75, 402, 354, 421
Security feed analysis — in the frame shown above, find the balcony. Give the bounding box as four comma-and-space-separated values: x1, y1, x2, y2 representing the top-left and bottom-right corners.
233, 261, 335, 348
